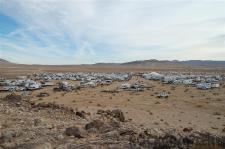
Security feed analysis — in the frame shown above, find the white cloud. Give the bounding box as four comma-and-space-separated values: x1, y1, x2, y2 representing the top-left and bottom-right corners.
0, 0, 225, 64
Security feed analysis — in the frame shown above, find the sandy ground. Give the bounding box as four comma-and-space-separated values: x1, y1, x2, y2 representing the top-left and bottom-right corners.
36, 77, 225, 135
1, 76, 224, 137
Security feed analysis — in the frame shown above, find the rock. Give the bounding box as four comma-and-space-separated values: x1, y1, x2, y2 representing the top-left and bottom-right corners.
96, 109, 125, 122
53, 87, 61, 92
0, 130, 16, 143
103, 130, 119, 139
119, 129, 136, 136
65, 126, 84, 138
86, 127, 99, 134
97, 109, 105, 115
33, 118, 42, 126
57, 134, 64, 140
222, 127, 225, 132
76, 111, 86, 119
85, 119, 113, 133
111, 109, 125, 122
85, 120, 105, 130
46, 124, 54, 129
183, 137, 194, 144
183, 127, 193, 133
3, 93, 22, 102
109, 119, 120, 128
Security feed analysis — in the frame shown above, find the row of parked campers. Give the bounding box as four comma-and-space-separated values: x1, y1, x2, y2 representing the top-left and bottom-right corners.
1, 72, 223, 91
142, 72, 223, 90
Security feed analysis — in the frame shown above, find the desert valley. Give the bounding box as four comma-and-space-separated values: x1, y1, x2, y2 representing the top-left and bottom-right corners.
0, 59, 225, 149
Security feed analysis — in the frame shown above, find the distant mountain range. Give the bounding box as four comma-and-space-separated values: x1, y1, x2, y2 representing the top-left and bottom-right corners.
120, 59, 225, 67
0, 58, 10, 63
179, 60, 225, 67
121, 59, 179, 66
1, 58, 225, 68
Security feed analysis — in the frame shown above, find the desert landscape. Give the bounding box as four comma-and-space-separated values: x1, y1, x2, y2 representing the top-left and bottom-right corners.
0, 59, 225, 149
1, 1, 225, 148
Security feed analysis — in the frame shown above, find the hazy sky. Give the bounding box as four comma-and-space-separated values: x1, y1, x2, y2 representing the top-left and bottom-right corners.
0, 0, 225, 64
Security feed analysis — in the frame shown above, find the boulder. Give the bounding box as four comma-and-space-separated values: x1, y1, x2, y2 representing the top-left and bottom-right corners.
96, 109, 125, 122
183, 127, 193, 133
65, 126, 84, 138
111, 109, 125, 122
76, 111, 86, 119
85, 120, 105, 130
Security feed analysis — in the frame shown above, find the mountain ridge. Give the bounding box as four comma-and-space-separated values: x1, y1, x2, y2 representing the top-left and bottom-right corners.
0, 58, 10, 63
1, 58, 225, 67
